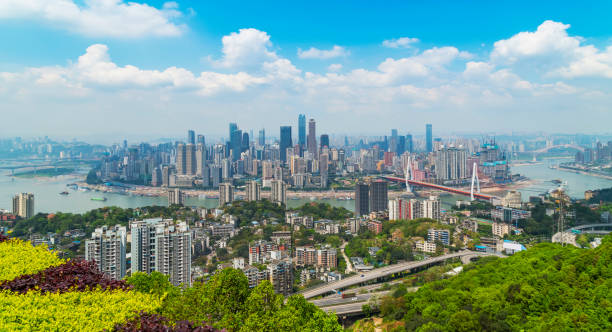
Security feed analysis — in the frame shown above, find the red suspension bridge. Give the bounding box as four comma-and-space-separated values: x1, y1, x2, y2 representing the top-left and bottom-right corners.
381, 176, 493, 201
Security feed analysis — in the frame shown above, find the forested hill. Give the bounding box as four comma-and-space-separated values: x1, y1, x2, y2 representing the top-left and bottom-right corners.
367, 236, 611, 331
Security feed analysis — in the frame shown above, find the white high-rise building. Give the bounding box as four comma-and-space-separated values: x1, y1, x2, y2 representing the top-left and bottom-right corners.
434, 146, 468, 181
219, 183, 234, 207
85, 225, 126, 280
423, 196, 441, 220
245, 180, 261, 201
130, 218, 191, 287
12, 193, 34, 219
389, 198, 409, 220
271, 180, 287, 205
168, 188, 184, 206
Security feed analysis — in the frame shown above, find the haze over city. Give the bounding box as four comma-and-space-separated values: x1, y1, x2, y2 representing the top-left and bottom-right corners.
1, 1, 612, 141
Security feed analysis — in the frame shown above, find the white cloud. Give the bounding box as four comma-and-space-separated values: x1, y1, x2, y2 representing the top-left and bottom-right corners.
327, 64, 342, 72
214, 28, 278, 68
382, 37, 419, 48
491, 20, 579, 63
298, 45, 348, 59
0, 0, 185, 38
553, 45, 612, 79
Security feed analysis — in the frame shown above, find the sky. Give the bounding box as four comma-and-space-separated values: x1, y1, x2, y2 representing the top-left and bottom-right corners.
1, 0, 612, 143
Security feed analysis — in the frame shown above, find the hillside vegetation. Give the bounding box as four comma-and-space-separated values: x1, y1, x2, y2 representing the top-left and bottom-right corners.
360, 235, 612, 331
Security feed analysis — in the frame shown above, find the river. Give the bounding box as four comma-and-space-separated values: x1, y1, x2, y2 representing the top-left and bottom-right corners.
1, 157, 611, 214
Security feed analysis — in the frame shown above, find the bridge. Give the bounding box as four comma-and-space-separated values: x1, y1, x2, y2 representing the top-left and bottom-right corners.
300, 251, 503, 299
382, 176, 493, 201
533, 144, 585, 154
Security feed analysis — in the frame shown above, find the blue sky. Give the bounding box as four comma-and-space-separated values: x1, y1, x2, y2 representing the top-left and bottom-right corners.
1, 1, 612, 142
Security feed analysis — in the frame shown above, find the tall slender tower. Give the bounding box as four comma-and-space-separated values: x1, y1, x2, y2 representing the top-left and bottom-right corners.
426, 124, 433, 153
298, 114, 306, 147
307, 118, 317, 157
280, 126, 292, 163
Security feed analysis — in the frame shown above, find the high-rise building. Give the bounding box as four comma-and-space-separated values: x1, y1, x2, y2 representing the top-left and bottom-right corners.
280, 126, 292, 163
187, 130, 195, 145
246, 180, 261, 201
231, 129, 243, 161
185, 144, 196, 175
320, 134, 329, 149
242, 132, 250, 152
423, 196, 441, 220
307, 118, 317, 157
271, 180, 287, 205
354, 183, 369, 217
298, 114, 306, 147
85, 225, 126, 280
197, 134, 205, 145
130, 218, 191, 287
229, 123, 238, 140
397, 135, 405, 155
267, 261, 293, 296
176, 143, 186, 175
369, 181, 388, 213
434, 146, 468, 181
406, 134, 413, 153
196, 143, 207, 177
12, 193, 34, 219
389, 198, 409, 220
426, 124, 433, 153
258, 129, 265, 146
219, 183, 234, 207
168, 188, 184, 206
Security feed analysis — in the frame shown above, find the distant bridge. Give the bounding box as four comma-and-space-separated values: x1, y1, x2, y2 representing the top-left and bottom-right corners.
569, 223, 612, 234
381, 176, 493, 201
533, 144, 585, 154
300, 251, 503, 299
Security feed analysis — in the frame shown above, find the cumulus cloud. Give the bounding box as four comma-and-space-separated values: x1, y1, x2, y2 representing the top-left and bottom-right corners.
2, 22, 610, 136
213, 28, 278, 68
382, 37, 419, 48
298, 45, 348, 59
0, 0, 185, 38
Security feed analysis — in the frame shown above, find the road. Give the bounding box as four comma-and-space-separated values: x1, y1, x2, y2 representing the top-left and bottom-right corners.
340, 242, 354, 274
311, 291, 390, 307
300, 250, 502, 299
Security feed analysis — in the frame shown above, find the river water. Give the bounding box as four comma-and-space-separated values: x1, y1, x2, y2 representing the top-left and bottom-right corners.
1, 157, 611, 214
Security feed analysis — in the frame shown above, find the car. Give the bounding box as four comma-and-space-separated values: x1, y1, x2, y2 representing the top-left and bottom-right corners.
360, 274, 364, 277
351, 297, 358, 301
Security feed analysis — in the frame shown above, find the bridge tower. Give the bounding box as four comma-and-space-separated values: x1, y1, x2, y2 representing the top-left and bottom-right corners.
405, 157, 413, 193
470, 162, 480, 201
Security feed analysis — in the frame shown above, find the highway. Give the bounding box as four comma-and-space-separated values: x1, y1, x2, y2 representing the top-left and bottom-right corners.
300, 250, 501, 299
311, 291, 390, 308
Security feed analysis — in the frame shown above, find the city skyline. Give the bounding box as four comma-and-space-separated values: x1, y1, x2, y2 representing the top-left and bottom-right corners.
1, 1, 612, 139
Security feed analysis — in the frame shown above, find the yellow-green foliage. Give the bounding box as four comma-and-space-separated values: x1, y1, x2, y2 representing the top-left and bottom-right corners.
0, 239, 65, 281
0, 289, 162, 331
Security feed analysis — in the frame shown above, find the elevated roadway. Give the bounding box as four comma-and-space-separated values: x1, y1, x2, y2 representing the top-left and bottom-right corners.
300, 251, 502, 299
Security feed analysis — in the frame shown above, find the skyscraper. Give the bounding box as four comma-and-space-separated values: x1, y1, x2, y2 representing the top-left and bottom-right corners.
406, 134, 414, 153
231, 129, 242, 161
196, 143, 207, 177
185, 144, 196, 175
435, 146, 468, 181
241, 132, 249, 152
280, 126, 292, 163
187, 130, 195, 145
13, 193, 34, 219
168, 188, 184, 206
426, 124, 433, 153
176, 143, 186, 175
307, 118, 317, 157
298, 114, 306, 147
354, 183, 369, 217
369, 181, 388, 213
258, 129, 265, 146
390, 129, 398, 153
85, 225, 126, 280
219, 183, 234, 207
271, 180, 287, 205
229, 123, 238, 140
197, 134, 205, 145
130, 218, 191, 287
246, 180, 261, 201
320, 134, 329, 149
397, 135, 406, 155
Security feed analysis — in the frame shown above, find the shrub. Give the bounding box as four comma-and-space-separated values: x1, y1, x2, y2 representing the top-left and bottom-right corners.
112, 312, 220, 332
1, 259, 130, 294
0, 239, 64, 282
0, 289, 162, 331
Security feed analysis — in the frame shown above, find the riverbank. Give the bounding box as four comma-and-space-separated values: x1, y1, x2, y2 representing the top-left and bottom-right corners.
556, 165, 612, 180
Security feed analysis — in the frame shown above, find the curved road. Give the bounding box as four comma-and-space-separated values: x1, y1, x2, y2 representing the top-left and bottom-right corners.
300, 250, 503, 299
